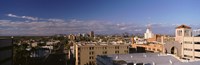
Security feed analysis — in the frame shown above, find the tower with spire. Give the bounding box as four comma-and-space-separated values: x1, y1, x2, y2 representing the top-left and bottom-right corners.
144, 24, 154, 39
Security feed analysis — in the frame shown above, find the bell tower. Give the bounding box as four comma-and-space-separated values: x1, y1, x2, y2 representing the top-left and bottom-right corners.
175, 24, 192, 42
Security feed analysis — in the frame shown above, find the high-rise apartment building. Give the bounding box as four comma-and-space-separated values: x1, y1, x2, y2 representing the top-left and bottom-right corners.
74, 42, 129, 65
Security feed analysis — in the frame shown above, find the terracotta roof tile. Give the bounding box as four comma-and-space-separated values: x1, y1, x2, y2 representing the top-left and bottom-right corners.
176, 24, 191, 29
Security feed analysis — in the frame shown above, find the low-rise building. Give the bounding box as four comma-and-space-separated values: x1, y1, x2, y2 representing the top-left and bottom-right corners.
133, 36, 147, 44
131, 43, 163, 53
182, 37, 200, 60
74, 42, 130, 65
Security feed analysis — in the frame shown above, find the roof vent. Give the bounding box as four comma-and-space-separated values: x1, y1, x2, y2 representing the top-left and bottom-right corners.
131, 55, 133, 58
152, 62, 155, 65
169, 60, 173, 64
116, 56, 118, 59
143, 54, 147, 57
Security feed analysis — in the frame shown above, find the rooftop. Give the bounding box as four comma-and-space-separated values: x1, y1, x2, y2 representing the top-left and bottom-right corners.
97, 53, 200, 65
176, 24, 191, 29
76, 42, 130, 46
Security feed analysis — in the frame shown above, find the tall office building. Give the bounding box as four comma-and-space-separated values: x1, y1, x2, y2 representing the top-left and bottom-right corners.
0, 38, 13, 65
74, 42, 129, 65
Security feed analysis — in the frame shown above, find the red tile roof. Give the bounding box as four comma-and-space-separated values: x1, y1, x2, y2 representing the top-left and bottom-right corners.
176, 24, 191, 29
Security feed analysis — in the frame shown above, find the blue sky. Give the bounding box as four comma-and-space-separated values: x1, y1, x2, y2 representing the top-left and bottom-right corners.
1, 0, 200, 35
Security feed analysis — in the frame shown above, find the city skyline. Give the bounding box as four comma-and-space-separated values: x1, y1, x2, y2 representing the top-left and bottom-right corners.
1, 0, 200, 35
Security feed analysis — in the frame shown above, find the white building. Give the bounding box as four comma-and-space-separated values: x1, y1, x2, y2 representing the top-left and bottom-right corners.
144, 25, 154, 39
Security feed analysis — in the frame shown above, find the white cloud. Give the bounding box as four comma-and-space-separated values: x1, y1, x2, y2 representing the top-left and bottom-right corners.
7, 14, 18, 18
2, 13, 179, 35
21, 16, 38, 20
0, 19, 148, 35
7, 13, 38, 20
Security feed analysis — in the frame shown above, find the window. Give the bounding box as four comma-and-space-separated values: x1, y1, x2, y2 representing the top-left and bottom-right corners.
78, 62, 80, 65
195, 56, 200, 59
89, 47, 94, 50
185, 41, 192, 44
115, 46, 119, 49
89, 61, 95, 65
124, 50, 128, 53
184, 30, 190, 36
78, 53, 80, 56
195, 42, 200, 44
184, 48, 192, 51
115, 51, 119, 54
78, 57, 80, 61
177, 30, 182, 36
104, 47, 107, 49
195, 49, 200, 52
157, 49, 161, 52
89, 51, 94, 55
184, 55, 192, 58
89, 56, 94, 59
153, 48, 155, 51
102, 51, 107, 54
149, 48, 151, 50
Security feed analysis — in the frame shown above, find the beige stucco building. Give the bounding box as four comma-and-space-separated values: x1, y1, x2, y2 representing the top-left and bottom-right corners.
174, 24, 200, 60
175, 25, 192, 42
182, 37, 200, 60
131, 43, 163, 53
74, 42, 129, 65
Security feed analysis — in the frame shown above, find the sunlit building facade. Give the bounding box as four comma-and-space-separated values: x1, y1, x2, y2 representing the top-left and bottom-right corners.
74, 42, 129, 65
